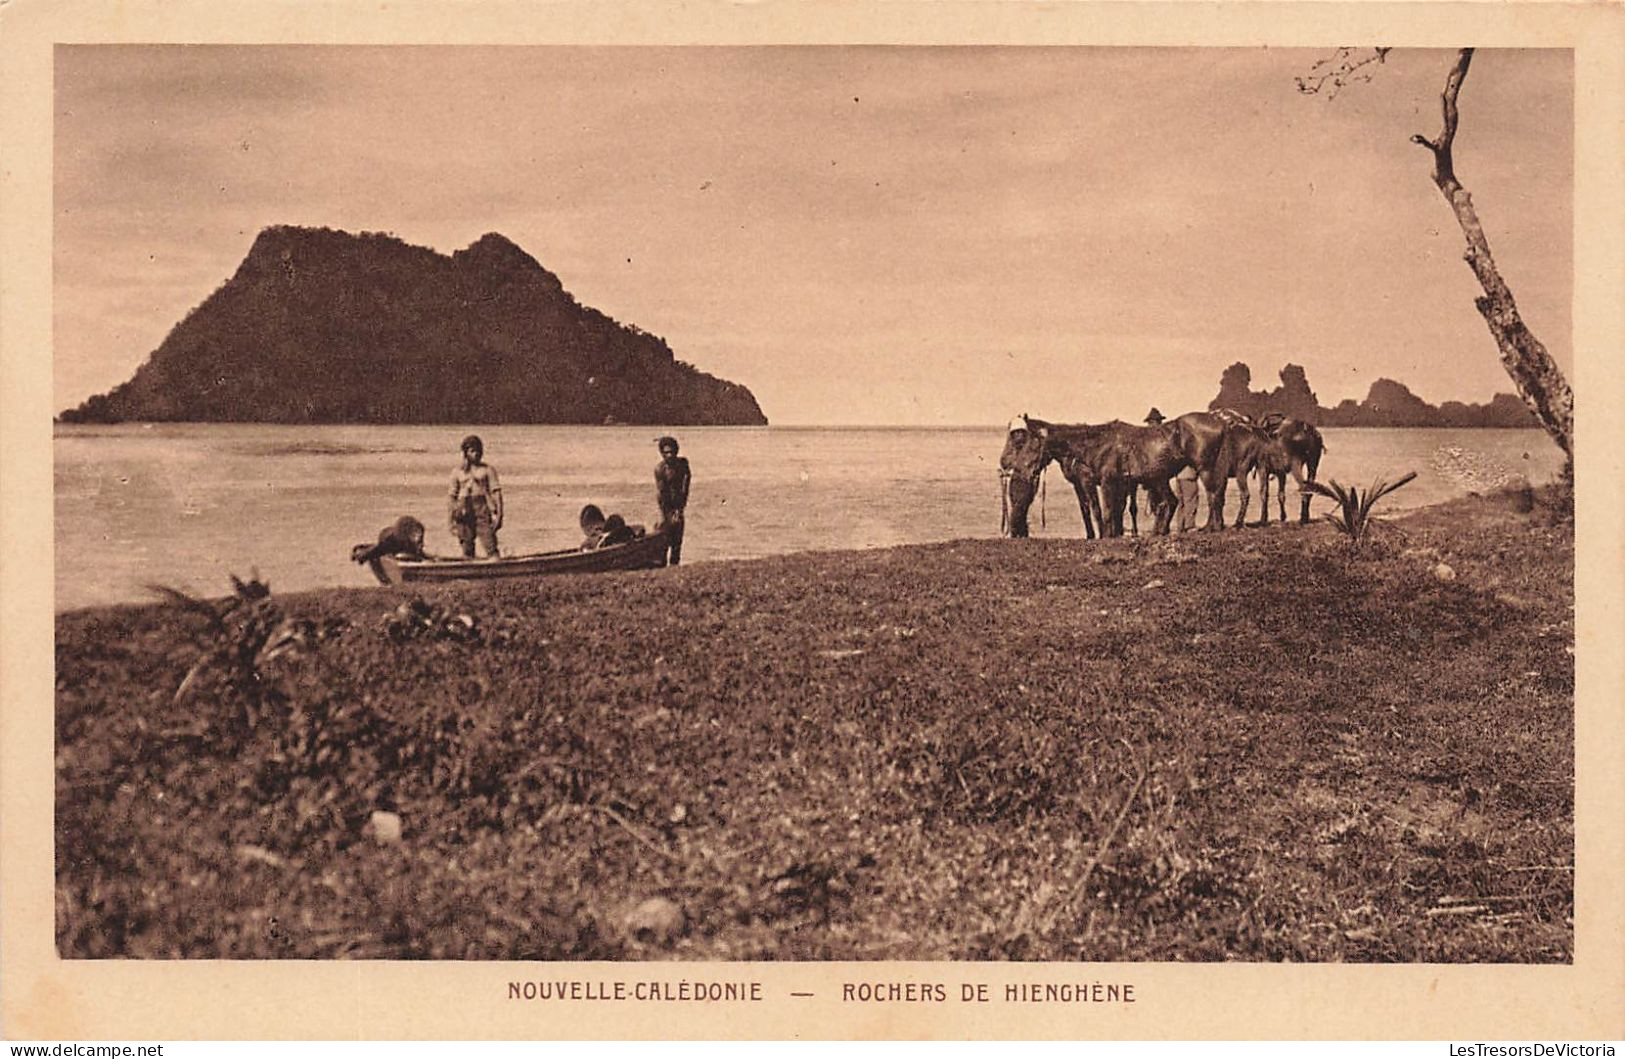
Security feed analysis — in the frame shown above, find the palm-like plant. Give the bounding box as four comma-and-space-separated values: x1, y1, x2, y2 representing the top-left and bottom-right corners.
1304, 471, 1418, 545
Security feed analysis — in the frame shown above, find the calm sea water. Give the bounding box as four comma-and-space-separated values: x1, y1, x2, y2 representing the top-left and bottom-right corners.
53, 424, 1563, 612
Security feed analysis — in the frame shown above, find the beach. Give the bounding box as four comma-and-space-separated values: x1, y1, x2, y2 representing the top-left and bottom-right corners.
55, 488, 1574, 961
53, 422, 1563, 611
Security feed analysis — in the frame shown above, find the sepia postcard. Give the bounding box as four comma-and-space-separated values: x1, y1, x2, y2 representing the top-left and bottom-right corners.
3, 0, 1623, 1042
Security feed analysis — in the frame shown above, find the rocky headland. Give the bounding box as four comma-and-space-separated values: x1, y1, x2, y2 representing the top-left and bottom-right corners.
59, 226, 768, 426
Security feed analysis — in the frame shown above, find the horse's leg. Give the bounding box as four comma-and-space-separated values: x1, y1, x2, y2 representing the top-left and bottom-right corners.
1150, 480, 1177, 535
1088, 484, 1107, 540
1071, 479, 1096, 540
1290, 459, 1313, 524
1287, 458, 1313, 526
1261, 469, 1280, 525
1129, 488, 1140, 537
1299, 450, 1323, 524
1102, 479, 1126, 537
1232, 469, 1253, 529
1202, 470, 1227, 532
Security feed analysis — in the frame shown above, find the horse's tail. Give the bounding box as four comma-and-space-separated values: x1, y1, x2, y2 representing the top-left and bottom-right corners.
1306, 425, 1326, 476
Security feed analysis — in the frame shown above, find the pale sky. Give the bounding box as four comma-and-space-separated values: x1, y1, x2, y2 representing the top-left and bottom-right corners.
53, 46, 1572, 426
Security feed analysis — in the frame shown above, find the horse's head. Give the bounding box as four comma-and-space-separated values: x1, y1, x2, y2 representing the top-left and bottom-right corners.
999, 414, 1054, 538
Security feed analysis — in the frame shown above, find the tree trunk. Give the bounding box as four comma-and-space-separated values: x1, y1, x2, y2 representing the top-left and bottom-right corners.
1411, 48, 1574, 457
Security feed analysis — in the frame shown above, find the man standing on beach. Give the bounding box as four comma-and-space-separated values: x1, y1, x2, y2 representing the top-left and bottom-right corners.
654, 436, 691, 565
1152, 407, 1200, 533
449, 434, 503, 558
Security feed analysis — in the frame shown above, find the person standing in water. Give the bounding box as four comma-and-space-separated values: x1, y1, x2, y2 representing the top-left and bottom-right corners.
654, 436, 691, 565
448, 434, 503, 558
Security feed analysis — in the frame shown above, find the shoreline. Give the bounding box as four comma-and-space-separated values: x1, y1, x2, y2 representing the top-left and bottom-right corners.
55, 420, 1556, 432
55, 488, 1575, 960
56, 461, 1565, 617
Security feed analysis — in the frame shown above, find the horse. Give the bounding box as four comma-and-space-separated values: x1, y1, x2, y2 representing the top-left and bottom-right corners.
1000, 415, 1183, 538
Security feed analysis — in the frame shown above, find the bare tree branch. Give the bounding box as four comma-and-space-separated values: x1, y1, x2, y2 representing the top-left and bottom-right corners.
1409, 48, 1473, 192
1295, 46, 1391, 98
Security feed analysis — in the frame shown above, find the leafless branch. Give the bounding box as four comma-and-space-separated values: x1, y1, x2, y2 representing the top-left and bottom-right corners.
1295, 46, 1391, 98
1409, 48, 1474, 193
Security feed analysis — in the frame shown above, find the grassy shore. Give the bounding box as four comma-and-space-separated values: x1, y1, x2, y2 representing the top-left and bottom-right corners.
56, 489, 1574, 961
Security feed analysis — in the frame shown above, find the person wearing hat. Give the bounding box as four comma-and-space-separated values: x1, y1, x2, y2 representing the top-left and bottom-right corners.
448, 434, 502, 558
654, 436, 691, 565
1145, 408, 1198, 530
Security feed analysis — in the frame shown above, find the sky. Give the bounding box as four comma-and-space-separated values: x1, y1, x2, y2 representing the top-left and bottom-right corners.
53, 46, 1573, 426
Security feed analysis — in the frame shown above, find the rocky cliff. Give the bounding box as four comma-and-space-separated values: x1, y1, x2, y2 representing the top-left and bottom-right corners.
59, 226, 768, 426
1208, 362, 1537, 428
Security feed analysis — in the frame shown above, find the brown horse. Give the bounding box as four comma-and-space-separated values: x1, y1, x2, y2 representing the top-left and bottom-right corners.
1165, 411, 1238, 531
1000, 416, 1182, 537
1055, 452, 1107, 540
1166, 409, 1324, 530
1187, 411, 1327, 526
1253, 414, 1326, 524
1208, 408, 1276, 528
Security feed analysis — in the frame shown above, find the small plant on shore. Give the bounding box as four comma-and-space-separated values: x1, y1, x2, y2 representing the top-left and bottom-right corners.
1305, 471, 1418, 546
148, 571, 319, 737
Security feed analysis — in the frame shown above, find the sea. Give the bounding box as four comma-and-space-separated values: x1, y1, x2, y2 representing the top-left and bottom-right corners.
52, 424, 1564, 612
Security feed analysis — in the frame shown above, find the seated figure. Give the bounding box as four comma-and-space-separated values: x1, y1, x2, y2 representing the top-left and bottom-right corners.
579, 504, 609, 550
579, 504, 644, 550
598, 514, 637, 548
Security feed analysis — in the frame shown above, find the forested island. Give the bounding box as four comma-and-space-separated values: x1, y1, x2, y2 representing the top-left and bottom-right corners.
58, 226, 768, 426
1209, 362, 1539, 428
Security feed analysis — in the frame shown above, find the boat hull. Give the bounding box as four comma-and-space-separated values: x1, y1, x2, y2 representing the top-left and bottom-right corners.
375, 532, 669, 585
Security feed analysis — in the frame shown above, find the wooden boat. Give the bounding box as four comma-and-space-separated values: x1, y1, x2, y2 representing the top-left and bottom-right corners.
372, 531, 669, 585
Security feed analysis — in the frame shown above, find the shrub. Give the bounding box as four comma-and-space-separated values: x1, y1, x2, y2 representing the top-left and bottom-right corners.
1306, 472, 1418, 547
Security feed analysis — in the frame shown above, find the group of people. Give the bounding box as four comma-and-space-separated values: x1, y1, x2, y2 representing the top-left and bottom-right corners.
444, 432, 691, 565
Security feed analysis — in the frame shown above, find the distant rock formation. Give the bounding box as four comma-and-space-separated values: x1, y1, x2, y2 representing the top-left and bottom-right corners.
1207, 362, 1538, 428
59, 226, 768, 426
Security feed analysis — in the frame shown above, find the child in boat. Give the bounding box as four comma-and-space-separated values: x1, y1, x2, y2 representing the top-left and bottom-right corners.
579, 504, 608, 549
598, 514, 637, 548
448, 435, 502, 558
654, 436, 691, 565
579, 505, 640, 550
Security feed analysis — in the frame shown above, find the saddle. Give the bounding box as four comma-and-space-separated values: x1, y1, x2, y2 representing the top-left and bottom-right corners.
1213, 407, 1257, 429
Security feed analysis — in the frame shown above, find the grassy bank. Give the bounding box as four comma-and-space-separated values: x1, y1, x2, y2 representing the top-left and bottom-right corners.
55, 489, 1574, 961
